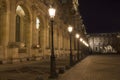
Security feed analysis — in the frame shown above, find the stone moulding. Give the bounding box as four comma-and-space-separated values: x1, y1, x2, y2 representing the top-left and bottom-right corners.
8, 42, 25, 48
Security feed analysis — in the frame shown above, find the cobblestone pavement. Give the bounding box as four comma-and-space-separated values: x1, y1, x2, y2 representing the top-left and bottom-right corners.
0, 56, 70, 80
58, 55, 120, 80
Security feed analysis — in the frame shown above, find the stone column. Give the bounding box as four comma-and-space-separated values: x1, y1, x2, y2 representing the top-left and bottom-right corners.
26, 17, 32, 58
31, 12, 38, 57
9, 1, 16, 43
0, 12, 9, 61
44, 20, 50, 57
32, 13, 36, 45
60, 31, 63, 50
7, 1, 20, 63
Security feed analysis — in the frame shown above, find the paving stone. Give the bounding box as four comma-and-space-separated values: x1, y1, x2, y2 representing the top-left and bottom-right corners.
58, 55, 120, 80
0, 56, 69, 80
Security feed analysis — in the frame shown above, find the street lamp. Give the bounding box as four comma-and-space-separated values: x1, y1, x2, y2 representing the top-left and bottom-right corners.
80, 38, 83, 58
48, 6, 57, 78
76, 34, 80, 39
80, 38, 83, 42
75, 33, 80, 61
68, 25, 73, 66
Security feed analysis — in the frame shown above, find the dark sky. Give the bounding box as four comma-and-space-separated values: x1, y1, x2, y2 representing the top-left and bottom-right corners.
78, 0, 120, 33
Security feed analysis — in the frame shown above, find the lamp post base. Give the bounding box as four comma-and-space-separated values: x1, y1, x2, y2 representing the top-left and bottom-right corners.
49, 73, 58, 79
49, 55, 58, 79
70, 54, 73, 66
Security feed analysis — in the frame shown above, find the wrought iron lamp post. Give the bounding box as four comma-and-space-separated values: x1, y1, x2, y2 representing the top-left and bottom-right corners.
75, 33, 80, 61
68, 25, 73, 66
48, 6, 57, 78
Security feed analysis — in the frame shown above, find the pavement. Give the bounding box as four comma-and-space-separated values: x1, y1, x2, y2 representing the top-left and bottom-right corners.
0, 56, 70, 80
58, 55, 120, 80
0, 55, 120, 80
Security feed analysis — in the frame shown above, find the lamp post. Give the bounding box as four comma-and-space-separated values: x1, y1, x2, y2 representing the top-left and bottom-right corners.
75, 33, 80, 61
80, 38, 83, 58
48, 6, 57, 78
68, 25, 73, 66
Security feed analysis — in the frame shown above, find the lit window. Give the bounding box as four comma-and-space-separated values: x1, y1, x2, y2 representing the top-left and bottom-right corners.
36, 17, 40, 29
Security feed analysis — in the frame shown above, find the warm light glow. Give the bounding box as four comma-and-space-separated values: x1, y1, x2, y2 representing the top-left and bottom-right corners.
36, 17, 40, 29
48, 7, 56, 18
85, 43, 89, 47
16, 5, 25, 16
76, 33, 80, 38
83, 41, 89, 47
21, 43, 25, 47
117, 35, 120, 38
68, 25, 73, 33
86, 44, 89, 47
80, 38, 83, 42
37, 44, 40, 48
80, 38, 89, 47
82, 40, 85, 44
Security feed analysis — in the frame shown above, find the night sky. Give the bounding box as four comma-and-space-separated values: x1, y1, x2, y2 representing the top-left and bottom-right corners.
78, 0, 120, 33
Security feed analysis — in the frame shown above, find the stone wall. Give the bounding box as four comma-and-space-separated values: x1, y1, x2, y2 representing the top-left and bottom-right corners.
0, 0, 86, 64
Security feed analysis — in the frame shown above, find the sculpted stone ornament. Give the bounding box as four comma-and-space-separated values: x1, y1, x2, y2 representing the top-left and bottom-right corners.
73, 0, 79, 11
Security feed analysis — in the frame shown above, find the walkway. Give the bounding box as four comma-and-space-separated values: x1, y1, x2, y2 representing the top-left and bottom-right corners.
0, 56, 69, 80
58, 55, 120, 80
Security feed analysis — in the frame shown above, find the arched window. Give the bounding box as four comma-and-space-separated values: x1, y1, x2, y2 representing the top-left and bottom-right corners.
36, 17, 40, 29
16, 15, 20, 42
36, 17, 40, 45
16, 5, 25, 42
16, 5, 25, 16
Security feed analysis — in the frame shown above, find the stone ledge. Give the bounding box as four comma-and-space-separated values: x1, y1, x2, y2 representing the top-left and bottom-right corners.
12, 58, 20, 63
27, 57, 35, 61
0, 58, 21, 64
20, 58, 28, 62
35, 56, 42, 61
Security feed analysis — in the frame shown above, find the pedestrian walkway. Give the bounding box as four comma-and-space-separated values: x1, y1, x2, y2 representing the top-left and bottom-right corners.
0, 56, 69, 80
58, 55, 120, 80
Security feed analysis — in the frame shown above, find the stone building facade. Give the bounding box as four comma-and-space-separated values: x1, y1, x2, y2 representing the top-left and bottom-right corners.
0, 0, 87, 63
88, 33, 120, 54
